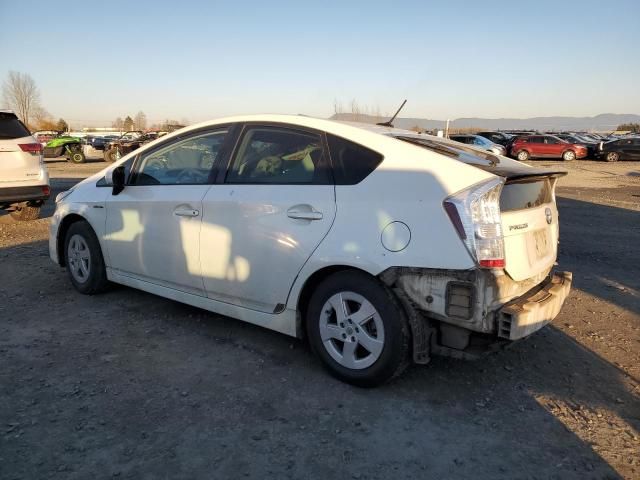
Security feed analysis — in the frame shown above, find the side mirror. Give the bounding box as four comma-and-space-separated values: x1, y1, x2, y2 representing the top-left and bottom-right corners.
112, 165, 126, 195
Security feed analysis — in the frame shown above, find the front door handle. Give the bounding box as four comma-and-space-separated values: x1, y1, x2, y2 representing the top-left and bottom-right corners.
174, 208, 200, 217
287, 205, 323, 221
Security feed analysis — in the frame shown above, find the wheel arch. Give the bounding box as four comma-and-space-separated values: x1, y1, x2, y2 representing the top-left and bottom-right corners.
294, 265, 378, 338
56, 213, 91, 266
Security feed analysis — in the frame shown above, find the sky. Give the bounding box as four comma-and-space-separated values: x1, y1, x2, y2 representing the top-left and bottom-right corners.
1, 0, 639, 127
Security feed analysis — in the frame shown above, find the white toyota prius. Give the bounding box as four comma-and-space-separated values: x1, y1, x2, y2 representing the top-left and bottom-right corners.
50, 115, 572, 386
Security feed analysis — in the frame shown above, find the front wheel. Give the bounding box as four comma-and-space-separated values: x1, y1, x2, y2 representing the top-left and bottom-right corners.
306, 271, 410, 387
562, 150, 576, 161
605, 152, 619, 162
64, 221, 109, 294
516, 150, 530, 161
67, 145, 86, 164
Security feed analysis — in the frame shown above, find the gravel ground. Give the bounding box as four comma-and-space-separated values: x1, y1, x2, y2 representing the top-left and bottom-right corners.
1, 158, 638, 479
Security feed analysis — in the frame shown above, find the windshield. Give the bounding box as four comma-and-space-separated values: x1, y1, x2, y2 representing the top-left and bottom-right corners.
473, 135, 491, 146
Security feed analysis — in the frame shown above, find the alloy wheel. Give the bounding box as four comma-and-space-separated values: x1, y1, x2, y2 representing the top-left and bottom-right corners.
319, 291, 385, 370
67, 234, 91, 283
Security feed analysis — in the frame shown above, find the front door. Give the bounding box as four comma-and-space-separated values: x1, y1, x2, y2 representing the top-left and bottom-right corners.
200, 124, 336, 313
104, 129, 229, 296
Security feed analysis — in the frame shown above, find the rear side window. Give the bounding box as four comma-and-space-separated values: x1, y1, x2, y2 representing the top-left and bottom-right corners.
226, 126, 329, 184
0, 112, 31, 139
327, 134, 383, 185
500, 179, 552, 212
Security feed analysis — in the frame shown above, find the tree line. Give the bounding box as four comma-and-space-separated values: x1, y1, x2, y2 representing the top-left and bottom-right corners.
2, 71, 68, 132
617, 123, 640, 133
111, 112, 147, 131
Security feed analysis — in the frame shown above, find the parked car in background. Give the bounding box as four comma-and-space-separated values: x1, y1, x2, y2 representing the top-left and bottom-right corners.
32, 130, 60, 146
595, 137, 640, 162
476, 131, 513, 147
50, 114, 572, 386
0, 110, 50, 220
103, 131, 160, 162
449, 134, 506, 155
510, 135, 587, 161
553, 133, 598, 158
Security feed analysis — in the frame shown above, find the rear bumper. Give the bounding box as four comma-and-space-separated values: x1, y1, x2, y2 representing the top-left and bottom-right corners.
0, 185, 50, 205
497, 271, 572, 340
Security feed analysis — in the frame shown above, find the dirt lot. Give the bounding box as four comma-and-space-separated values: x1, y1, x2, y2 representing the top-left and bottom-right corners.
1, 158, 639, 479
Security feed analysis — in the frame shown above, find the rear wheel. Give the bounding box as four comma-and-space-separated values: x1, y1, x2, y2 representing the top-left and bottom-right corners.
516, 150, 529, 161
306, 271, 410, 387
104, 148, 119, 162
605, 152, 619, 162
562, 150, 576, 161
9, 203, 41, 221
64, 221, 109, 294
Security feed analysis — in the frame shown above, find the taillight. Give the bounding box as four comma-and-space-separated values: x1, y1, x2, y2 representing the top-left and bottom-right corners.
19, 143, 43, 154
443, 178, 505, 269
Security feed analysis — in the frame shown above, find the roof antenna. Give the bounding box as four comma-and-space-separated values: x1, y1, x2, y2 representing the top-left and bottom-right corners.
376, 99, 407, 128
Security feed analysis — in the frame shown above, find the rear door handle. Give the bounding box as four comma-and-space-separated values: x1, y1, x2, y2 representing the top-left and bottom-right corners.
174, 208, 200, 217
287, 205, 323, 221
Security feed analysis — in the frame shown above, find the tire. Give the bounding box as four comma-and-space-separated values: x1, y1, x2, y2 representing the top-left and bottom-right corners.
67, 145, 86, 164
562, 150, 576, 161
104, 148, 119, 162
516, 150, 529, 161
605, 152, 619, 162
64, 221, 109, 294
9, 203, 41, 221
306, 271, 411, 387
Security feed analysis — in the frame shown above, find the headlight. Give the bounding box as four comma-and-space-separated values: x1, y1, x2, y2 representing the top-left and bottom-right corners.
55, 189, 74, 203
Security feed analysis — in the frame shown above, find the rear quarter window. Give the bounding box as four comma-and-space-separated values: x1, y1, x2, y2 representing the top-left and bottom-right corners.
0, 113, 31, 139
327, 134, 383, 185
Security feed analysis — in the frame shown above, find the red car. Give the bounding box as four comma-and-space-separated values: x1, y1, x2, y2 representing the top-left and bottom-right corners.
510, 135, 588, 161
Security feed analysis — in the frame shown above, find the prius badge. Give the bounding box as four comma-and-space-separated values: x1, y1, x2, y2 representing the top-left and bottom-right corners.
545, 207, 553, 225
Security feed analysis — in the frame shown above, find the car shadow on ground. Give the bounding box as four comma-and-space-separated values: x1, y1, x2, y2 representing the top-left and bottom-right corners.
557, 195, 640, 316
1, 238, 637, 479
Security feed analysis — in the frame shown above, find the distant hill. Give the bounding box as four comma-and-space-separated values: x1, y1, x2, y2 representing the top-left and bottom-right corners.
330, 113, 640, 132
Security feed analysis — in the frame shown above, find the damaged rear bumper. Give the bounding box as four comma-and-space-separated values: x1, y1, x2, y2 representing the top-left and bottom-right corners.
380, 267, 572, 361
497, 271, 572, 340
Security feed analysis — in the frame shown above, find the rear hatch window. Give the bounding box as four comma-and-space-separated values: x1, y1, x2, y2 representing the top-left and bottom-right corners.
0, 112, 31, 139
500, 178, 552, 212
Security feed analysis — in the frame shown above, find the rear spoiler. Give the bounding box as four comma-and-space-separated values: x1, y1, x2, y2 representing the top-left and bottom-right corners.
476, 164, 568, 182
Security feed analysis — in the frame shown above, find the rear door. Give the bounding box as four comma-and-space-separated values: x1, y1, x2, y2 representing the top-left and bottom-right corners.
526, 136, 544, 157
0, 112, 41, 183
500, 177, 559, 281
621, 139, 640, 159
200, 123, 336, 313
631, 139, 640, 159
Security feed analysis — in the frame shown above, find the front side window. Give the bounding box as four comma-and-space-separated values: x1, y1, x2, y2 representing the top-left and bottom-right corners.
226, 126, 326, 184
133, 130, 227, 185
